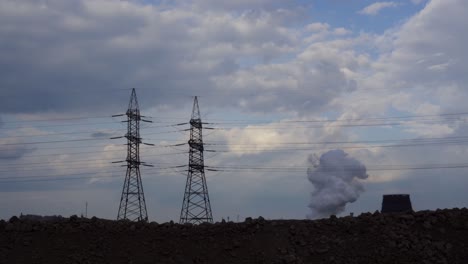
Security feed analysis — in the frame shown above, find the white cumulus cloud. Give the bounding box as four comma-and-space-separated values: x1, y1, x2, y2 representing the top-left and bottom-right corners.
359, 2, 400, 15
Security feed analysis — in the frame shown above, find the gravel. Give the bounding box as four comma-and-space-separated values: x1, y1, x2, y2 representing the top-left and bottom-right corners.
1, 208, 468, 263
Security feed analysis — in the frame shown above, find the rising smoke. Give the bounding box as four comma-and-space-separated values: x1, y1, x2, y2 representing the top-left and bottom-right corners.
307, 149, 368, 219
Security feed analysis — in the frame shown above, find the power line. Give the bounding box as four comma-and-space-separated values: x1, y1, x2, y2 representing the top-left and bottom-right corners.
205, 139, 468, 153
0, 154, 184, 169
0, 170, 122, 181
0, 164, 188, 180
0, 136, 186, 146
1, 114, 464, 145
149, 111, 468, 123
143, 129, 190, 136
14, 149, 185, 159
204, 135, 468, 146
2, 136, 467, 170
0, 140, 182, 152
2, 162, 468, 184
0, 160, 187, 174
0, 127, 188, 142
0, 140, 460, 168
203, 111, 468, 124
0, 130, 124, 139
0, 122, 183, 130
0, 137, 110, 146
0, 174, 122, 184
0, 121, 124, 130
0, 136, 460, 157
0, 115, 117, 124
206, 163, 468, 172
204, 119, 466, 130
2, 110, 467, 130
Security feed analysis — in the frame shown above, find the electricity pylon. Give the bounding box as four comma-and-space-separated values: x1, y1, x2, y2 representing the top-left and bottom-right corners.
180, 96, 213, 224
115, 88, 149, 222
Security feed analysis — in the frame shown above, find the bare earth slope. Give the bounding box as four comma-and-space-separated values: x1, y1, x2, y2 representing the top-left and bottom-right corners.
1, 208, 468, 264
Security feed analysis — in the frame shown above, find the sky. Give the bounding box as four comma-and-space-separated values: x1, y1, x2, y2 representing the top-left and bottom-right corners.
1, 0, 468, 222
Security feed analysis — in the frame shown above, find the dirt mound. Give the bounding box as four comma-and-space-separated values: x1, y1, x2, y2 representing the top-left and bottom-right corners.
1, 208, 468, 264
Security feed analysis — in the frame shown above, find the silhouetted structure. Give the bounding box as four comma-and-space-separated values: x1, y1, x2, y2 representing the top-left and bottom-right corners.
180, 97, 213, 224
381, 194, 413, 213
116, 88, 149, 222
19, 214, 64, 222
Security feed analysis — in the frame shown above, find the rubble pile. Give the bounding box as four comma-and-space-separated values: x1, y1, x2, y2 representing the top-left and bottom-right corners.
1, 208, 468, 264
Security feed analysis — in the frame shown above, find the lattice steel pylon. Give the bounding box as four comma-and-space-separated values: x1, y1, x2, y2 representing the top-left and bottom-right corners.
117, 88, 148, 222
180, 96, 213, 224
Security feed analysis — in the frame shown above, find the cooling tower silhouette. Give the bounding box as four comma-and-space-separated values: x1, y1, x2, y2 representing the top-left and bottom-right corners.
381, 194, 413, 213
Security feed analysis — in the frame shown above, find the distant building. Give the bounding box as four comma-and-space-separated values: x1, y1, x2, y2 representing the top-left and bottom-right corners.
381, 194, 413, 213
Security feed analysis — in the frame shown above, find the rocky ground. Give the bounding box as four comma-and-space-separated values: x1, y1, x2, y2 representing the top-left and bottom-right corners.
1, 208, 468, 264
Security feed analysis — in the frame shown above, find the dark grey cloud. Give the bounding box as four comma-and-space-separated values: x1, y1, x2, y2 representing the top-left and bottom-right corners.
91, 132, 113, 139
0, 145, 34, 160
0, 0, 351, 116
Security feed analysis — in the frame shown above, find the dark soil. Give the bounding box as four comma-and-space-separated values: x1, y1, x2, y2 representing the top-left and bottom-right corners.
1, 208, 468, 264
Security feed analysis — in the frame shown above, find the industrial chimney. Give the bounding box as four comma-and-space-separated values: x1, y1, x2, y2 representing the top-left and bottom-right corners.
381, 194, 413, 213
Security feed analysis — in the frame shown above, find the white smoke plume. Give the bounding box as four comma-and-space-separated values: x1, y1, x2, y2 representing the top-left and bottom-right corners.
307, 149, 368, 219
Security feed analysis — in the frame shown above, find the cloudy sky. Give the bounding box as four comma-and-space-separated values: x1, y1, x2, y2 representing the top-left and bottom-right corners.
1, 0, 467, 222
